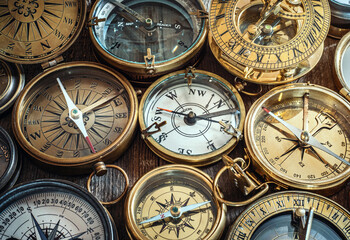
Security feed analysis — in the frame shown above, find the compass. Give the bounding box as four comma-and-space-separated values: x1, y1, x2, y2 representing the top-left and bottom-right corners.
0, 0, 86, 64
328, 0, 350, 38
225, 191, 350, 240
12, 62, 138, 174
0, 127, 20, 193
125, 164, 226, 240
88, 0, 207, 79
0, 60, 24, 114
139, 68, 245, 166
244, 83, 350, 193
0, 179, 118, 239
208, 0, 331, 84
334, 31, 350, 100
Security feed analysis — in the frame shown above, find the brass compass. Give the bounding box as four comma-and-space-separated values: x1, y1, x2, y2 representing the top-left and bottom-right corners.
225, 191, 350, 239
0, 179, 118, 239
88, 0, 207, 80
139, 68, 245, 166
244, 83, 350, 193
12, 62, 138, 174
213, 83, 350, 209
0, 0, 86, 64
125, 164, 226, 240
209, 0, 331, 84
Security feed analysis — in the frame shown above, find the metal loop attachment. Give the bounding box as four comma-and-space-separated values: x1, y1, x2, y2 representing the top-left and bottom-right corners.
234, 77, 262, 96
141, 121, 167, 139
185, 66, 196, 87
213, 156, 269, 207
87, 163, 129, 206
144, 48, 156, 75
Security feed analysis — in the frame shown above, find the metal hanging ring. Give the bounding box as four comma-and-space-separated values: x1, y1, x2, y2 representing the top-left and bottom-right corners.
212, 162, 269, 207
87, 164, 129, 206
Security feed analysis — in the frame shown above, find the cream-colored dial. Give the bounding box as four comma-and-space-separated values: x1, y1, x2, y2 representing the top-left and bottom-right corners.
136, 181, 215, 239
226, 191, 350, 239
245, 83, 350, 191
125, 165, 226, 240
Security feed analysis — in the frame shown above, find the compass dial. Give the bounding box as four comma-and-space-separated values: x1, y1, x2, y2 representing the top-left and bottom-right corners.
139, 69, 245, 166
0, 180, 117, 239
12, 62, 138, 173
226, 191, 350, 240
245, 83, 350, 192
89, 0, 207, 77
0, 0, 86, 64
125, 165, 226, 240
209, 0, 331, 83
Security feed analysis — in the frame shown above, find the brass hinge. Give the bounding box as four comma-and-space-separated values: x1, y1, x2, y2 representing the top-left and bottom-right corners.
190, 10, 209, 19
41, 56, 64, 69
185, 66, 196, 87
141, 121, 167, 139
87, 17, 106, 27
144, 48, 156, 75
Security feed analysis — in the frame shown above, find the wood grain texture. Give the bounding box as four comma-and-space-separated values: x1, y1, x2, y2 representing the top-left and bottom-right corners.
0, 6, 348, 239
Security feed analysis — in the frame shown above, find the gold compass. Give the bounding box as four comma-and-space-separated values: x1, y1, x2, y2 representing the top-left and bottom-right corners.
212, 83, 350, 209
12, 62, 138, 174
209, 0, 331, 84
125, 165, 226, 240
0, 0, 86, 64
244, 83, 350, 193
88, 0, 207, 80
139, 68, 245, 166
225, 191, 350, 239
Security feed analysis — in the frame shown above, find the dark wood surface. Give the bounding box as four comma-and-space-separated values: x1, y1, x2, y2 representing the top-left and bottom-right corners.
0, 7, 349, 239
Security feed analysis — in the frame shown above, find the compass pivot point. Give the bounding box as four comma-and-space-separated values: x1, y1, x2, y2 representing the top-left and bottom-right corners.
300, 131, 310, 144
170, 206, 181, 218
71, 109, 80, 120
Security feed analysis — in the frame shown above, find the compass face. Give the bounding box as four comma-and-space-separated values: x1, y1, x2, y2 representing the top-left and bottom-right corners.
0, 0, 86, 63
0, 180, 116, 240
126, 165, 225, 240
13, 62, 138, 171
209, 0, 330, 70
135, 178, 216, 239
226, 191, 350, 240
139, 70, 245, 166
245, 83, 350, 191
91, 0, 205, 64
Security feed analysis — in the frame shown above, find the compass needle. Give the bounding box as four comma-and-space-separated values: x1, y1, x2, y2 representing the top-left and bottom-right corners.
227, 192, 350, 240
0, 181, 117, 239
57, 78, 96, 154
245, 84, 350, 193
262, 106, 350, 166
89, 0, 207, 79
13, 63, 138, 173
126, 165, 225, 239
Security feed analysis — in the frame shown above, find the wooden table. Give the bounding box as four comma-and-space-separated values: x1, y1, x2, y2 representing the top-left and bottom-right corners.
0, 9, 349, 239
